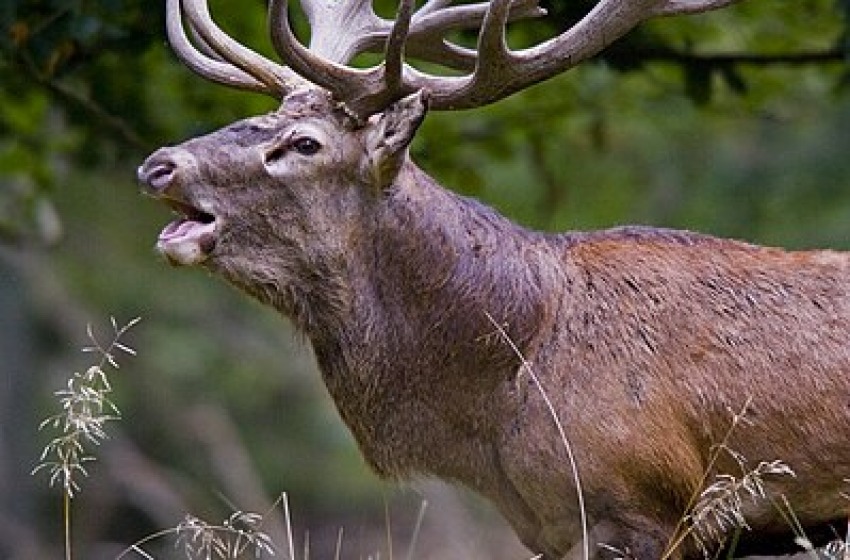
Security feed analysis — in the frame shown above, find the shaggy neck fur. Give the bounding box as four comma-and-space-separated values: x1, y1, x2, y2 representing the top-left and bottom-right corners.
305, 162, 562, 480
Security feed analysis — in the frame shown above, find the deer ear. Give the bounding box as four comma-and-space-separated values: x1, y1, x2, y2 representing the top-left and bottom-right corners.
365, 90, 428, 189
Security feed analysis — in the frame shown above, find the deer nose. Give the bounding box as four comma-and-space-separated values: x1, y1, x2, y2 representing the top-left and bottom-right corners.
138, 160, 176, 192
138, 148, 195, 194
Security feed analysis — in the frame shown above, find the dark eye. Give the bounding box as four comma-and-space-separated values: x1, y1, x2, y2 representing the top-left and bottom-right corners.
292, 137, 321, 156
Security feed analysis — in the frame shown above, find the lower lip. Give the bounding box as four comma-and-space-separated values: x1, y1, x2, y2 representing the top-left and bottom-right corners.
156, 218, 218, 266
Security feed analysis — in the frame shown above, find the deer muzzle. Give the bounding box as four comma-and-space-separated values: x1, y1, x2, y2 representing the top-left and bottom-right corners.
138, 149, 218, 266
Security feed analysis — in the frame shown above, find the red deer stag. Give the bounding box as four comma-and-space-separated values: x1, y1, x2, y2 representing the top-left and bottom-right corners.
138, 0, 850, 557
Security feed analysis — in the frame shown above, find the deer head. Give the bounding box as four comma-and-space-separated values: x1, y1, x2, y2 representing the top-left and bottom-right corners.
139, 0, 740, 327
141, 86, 440, 333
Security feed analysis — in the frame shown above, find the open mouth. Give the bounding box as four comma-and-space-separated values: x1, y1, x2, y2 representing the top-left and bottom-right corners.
164, 198, 216, 225
156, 197, 218, 266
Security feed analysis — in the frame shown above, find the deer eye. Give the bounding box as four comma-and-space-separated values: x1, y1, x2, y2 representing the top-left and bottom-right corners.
263, 135, 322, 165
292, 137, 321, 156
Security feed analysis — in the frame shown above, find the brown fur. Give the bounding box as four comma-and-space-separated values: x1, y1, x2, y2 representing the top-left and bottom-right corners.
139, 91, 850, 558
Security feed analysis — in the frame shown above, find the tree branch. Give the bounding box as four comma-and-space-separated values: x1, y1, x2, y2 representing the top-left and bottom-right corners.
14, 51, 151, 152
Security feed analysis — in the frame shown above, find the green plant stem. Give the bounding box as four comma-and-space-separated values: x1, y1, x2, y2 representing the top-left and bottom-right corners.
725, 527, 741, 560
64, 491, 71, 560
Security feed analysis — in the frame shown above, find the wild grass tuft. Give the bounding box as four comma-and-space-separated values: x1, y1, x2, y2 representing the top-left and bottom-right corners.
33, 316, 140, 560
175, 511, 276, 559
119, 505, 279, 560
688, 453, 794, 552
30, 315, 286, 560
662, 398, 797, 558
33, 316, 140, 496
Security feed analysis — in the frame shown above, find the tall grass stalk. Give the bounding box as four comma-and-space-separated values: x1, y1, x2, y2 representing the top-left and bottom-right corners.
484, 312, 589, 560
404, 499, 427, 560
32, 316, 140, 560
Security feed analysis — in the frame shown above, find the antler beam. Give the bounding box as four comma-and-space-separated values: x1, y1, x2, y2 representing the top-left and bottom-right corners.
419, 0, 748, 110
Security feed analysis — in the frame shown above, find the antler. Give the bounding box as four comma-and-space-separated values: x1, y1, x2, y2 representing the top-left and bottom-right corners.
166, 0, 305, 95
165, 0, 540, 104
166, 0, 743, 117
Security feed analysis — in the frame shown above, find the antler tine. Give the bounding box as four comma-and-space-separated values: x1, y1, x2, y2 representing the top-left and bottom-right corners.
299, 0, 543, 72
654, 0, 741, 15
165, 0, 269, 92
385, 0, 415, 92
417, 0, 454, 17
267, 0, 427, 118
402, 0, 545, 72
180, 0, 303, 97
338, 0, 421, 117
406, 41, 477, 73
268, 0, 385, 100
473, 0, 514, 83
414, 0, 543, 36
398, 0, 515, 110
186, 25, 223, 62
298, 0, 386, 62
175, 0, 268, 68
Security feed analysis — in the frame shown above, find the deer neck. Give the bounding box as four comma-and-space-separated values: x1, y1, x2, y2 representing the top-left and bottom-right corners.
309, 162, 559, 479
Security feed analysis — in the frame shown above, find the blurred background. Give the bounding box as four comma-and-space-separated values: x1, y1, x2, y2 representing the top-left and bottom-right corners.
1, 0, 849, 558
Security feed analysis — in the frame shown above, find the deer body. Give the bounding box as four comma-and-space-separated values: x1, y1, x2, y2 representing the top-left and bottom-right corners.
335, 172, 850, 558
329, 184, 850, 558
140, 0, 850, 556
